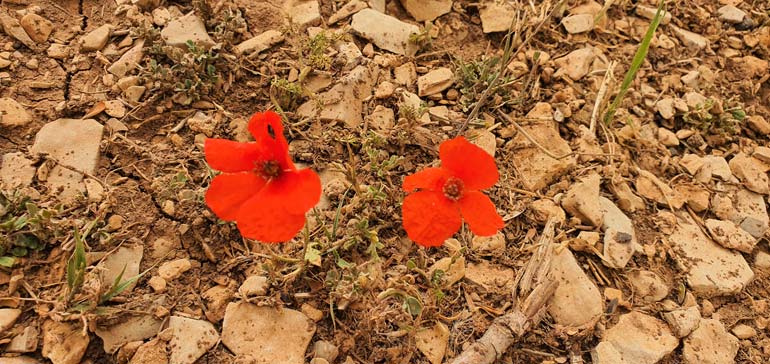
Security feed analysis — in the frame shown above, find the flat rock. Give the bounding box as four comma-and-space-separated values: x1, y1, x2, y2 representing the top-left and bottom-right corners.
97, 245, 143, 294
202, 285, 234, 322
0, 97, 32, 127
592, 341, 629, 364
635, 170, 683, 208
511, 103, 575, 191
30, 118, 103, 201
108, 40, 144, 77
599, 197, 638, 269
471, 231, 505, 254
1, 152, 35, 188
417, 67, 453, 96
602, 312, 678, 364
328, 0, 368, 24
367, 105, 395, 131
680, 154, 704, 175
400, 0, 452, 21
717, 5, 746, 24
7, 326, 39, 353
561, 173, 603, 227
20, 13, 53, 43
729, 153, 769, 194
161, 12, 215, 49
635, 5, 672, 25
464, 260, 513, 292
158, 258, 191, 281
479, 1, 515, 33
42, 320, 89, 364
733, 189, 769, 238
548, 248, 603, 327
554, 47, 596, 81
235, 30, 284, 55
414, 321, 449, 364
350, 9, 419, 56
94, 314, 162, 353
731, 324, 756, 339
394, 62, 417, 86
703, 155, 733, 181
747, 115, 770, 135
297, 65, 377, 127
627, 270, 668, 303
562, 13, 594, 34
672, 26, 708, 50
668, 215, 753, 296
704, 219, 757, 253
0, 12, 36, 49
663, 305, 701, 338
0, 308, 21, 331
469, 129, 496, 157
529, 199, 566, 225
285, 0, 321, 27
239, 275, 269, 297
429, 256, 465, 287
167, 316, 219, 364
683, 319, 739, 364
80, 24, 112, 52
129, 339, 168, 364
221, 302, 316, 364
656, 98, 675, 119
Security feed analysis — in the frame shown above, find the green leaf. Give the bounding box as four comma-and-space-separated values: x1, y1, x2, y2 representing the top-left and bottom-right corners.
99, 264, 142, 303
66, 230, 87, 293
24, 202, 39, 216
336, 257, 353, 269
10, 246, 27, 257
403, 295, 422, 317
304, 244, 322, 267
0, 256, 15, 267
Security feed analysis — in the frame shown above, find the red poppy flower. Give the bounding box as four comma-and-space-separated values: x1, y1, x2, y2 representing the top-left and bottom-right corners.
204, 111, 321, 243
402, 136, 504, 247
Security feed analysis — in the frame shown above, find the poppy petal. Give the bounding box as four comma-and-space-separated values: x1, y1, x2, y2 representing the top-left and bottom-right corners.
403, 167, 450, 193
204, 139, 263, 173
205, 172, 266, 221
458, 191, 504, 236
246, 111, 294, 170
235, 187, 307, 243
439, 136, 499, 190
402, 191, 462, 247
258, 169, 321, 215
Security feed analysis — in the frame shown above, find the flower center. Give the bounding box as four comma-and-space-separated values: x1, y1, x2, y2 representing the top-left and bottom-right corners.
259, 160, 282, 179
442, 177, 464, 201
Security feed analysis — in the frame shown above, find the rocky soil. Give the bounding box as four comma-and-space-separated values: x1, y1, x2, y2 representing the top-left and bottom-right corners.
1, 0, 770, 363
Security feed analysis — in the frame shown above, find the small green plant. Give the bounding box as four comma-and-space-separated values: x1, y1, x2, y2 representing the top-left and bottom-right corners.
270, 77, 304, 111
144, 40, 221, 104
301, 31, 345, 70
0, 191, 61, 267
362, 132, 403, 178
65, 231, 87, 302
683, 98, 745, 136
454, 57, 515, 113
408, 24, 433, 51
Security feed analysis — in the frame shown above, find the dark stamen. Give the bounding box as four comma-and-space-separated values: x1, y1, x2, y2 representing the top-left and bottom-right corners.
260, 160, 281, 179
442, 177, 464, 201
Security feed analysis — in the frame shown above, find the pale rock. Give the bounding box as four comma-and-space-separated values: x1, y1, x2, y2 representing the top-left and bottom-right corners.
554, 47, 596, 81
297, 65, 377, 128
429, 256, 465, 287
303, 71, 332, 93
129, 339, 167, 364
479, 2, 515, 33
717, 5, 746, 24
731, 324, 756, 339
6, 326, 39, 353
80, 24, 112, 52
0, 357, 41, 364
286, 0, 321, 27
471, 231, 505, 254
680, 154, 704, 175
417, 67, 453, 96
94, 315, 162, 354
562, 14, 594, 34
20, 13, 53, 43
656, 98, 676, 119
609, 179, 645, 213
400, 0, 452, 21
703, 155, 733, 180
731, 56, 768, 79
368, 0, 385, 12
0, 97, 32, 127
108, 40, 144, 77
469, 129, 496, 157
98, 245, 143, 294
374, 81, 395, 99
167, 316, 219, 364
394, 62, 417, 86
756, 251, 770, 269
603, 312, 678, 364
747, 115, 770, 135
735, 189, 769, 238
301, 304, 324, 322
627, 270, 668, 303
636, 171, 683, 207
668, 215, 753, 296
658, 128, 679, 146
0, 12, 36, 49
635, 5, 672, 25
548, 248, 603, 327
42, 320, 89, 364
511, 103, 575, 191
663, 306, 701, 338
529, 199, 566, 225
161, 13, 215, 49
367, 105, 394, 131
673, 26, 708, 50
221, 302, 316, 364
152, 7, 172, 26
351, 9, 419, 56
117, 76, 140, 91
187, 111, 216, 136
202, 285, 234, 322
328, 0, 368, 24
681, 71, 701, 89
104, 100, 127, 118
414, 322, 449, 364
465, 260, 514, 292
239, 275, 269, 297
676, 184, 710, 212
235, 30, 284, 55
158, 258, 192, 281
30, 118, 103, 201
599, 197, 637, 269
591, 341, 629, 364
313, 340, 339, 363
684, 91, 708, 109
47, 44, 71, 59
1, 152, 35, 188
729, 153, 769, 194
704, 219, 757, 253
570, 231, 600, 253
148, 276, 166, 292
753, 146, 770, 164
561, 173, 603, 227
125, 85, 146, 103
683, 319, 739, 364
0, 308, 21, 331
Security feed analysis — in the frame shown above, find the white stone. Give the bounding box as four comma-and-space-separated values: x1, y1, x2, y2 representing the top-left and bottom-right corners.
417, 67, 454, 96
42, 320, 89, 364
717, 5, 746, 24
168, 316, 219, 364
108, 40, 144, 77
656, 98, 675, 119
663, 306, 701, 338
554, 47, 596, 81
729, 153, 769, 195
400, 0, 452, 22
0, 97, 32, 127
328, 0, 368, 24
286, 0, 321, 27
602, 312, 678, 364
414, 321, 449, 364
239, 275, 269, 296
471, 231, 505, 254
97, 245, 143, 294
6, 326, 39, 353
479, 2, 515, 33
104, 100, 127, 118
704, 219, 757, 253
350, 9, 419, 56
627, 270, 668, 303
683, 319, 739, 364
731, 324, 756, 339
591, 341, 629, 364
158, 258, 192, 281
1, 152, 35, 188
235, 30, 284, 55
548, 248, 603, 327
93, 315, 162, 354
464, 260, 513, 292
672, 26, 708, 50
297, 65, 377, 128
80, 24, 112, 52
430, 256, 465, 288
635, 5, 671, 25
561, 173, 604, 227
161, 12, 215, 49
562, 14, 594, 34
0, 308, 21, 332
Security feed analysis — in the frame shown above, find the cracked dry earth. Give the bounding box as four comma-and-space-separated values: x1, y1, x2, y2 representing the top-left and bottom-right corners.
1, 0, 770, 364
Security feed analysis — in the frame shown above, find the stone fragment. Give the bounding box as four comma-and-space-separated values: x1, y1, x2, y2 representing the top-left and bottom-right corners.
464, 260, 514, 292
108, 40, 144, 77
729, 153, 769, 194
367, 105, 394, 131
328, 0, 368, 24
297, 65, 376, 128
756, 251, 770, 269
656, 98, 675, 119
548, 248, 603, 327
0, 356, 43, 364
42, 320, 89, 364
683, 319, 739, 364
235, 30, 284, 55
20, 13, 53, 43
747, 115, 770, 135
561, 173, 603, 227
125, 86, 146, 103
0, 12, 36, 49
591, 341, 629, 364
717, 5, 746, 24
704, 219, 757, 253
554, 47, 596, 81
731, 324, 756, 339
529, 199, 566, 225
350, 9, 419, 56
429, 256, 465, 287
663, 306, 701, 338
734, 189, 769, 238
94, 315, 162, 354
158, 259, 191, 281
286, 0, 321, 27
417, 67, 453, 96
680, 154, 704, 175
562, 14, 594, 34
6, 326, 39, 353
0, 97, 32, 127
400, 0, 452, 22
676, 184, 710, 212
0, 308, 21, 331
80, 24, 112, 52
221, 302, 316, 364
635, 170, 683, 208
479, 2, 515, 33
599, 197, 637, 269
97, 245, 143, 294
609, 179, 645, 213
1, 152, 35, 188
103, 100, 127, 118
672, 26, 708, 50
627, 270, 668, 303
202, 285, 234, 322
47, 44, 70, 59
239, 275, 269, 297
469, 129, 496, 157
635, 5, 672, 24
167, 316, 219, 364
148, 276, 166, 292
470, 232, 505, 254
394, 62, 417, 86
414, 321, 449, 364
161, 13, 215, 49
658, 128, 679, 146
602, 312, 678, 364
129, 339, 167, 364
